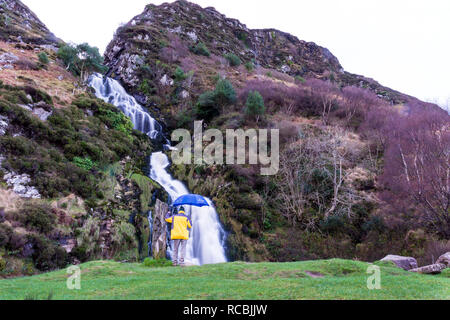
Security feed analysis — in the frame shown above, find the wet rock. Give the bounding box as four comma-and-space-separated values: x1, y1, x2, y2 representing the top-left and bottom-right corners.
152, 199, 169, 259
0, 116, 9, 136
18, 104, 32, 111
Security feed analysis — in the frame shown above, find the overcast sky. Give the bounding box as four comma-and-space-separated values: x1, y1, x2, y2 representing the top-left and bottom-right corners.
22, 0, 450, 106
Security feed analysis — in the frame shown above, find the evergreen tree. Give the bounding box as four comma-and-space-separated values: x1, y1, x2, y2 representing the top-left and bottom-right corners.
245, 90, 265, 123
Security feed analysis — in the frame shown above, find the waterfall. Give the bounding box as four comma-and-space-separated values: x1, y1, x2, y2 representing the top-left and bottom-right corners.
89, 73, 227, 265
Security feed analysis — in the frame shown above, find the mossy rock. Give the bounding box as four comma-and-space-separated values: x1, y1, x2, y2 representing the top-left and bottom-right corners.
131, 174, 160, 213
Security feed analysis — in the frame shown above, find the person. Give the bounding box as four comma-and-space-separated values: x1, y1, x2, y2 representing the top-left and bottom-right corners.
165, 206, 192, 267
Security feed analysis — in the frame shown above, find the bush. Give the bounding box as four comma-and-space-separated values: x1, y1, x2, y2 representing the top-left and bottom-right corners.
173, 66, 187, 83
224, 53, 241, 67
190, 42, 210, 56
138, 79, 156, 96
196, 78, 237, 120
319, 215, 346, 234
245, 90, 265, 122
37, 52, 49, 65
295, 75, 306, 83
21, 203, 56, 233
0, 136, 36, 155
75, 216, 101, 261
73, 157, 96, 171
239, 79, 322, 117
111, 221, 138, 259
142, 257, 173, 268
28, 234, 68, 271
175, 110, 194, 128
196, 91, 219, 120
245, 61, 254, 72
0, 223, 13, 248
214, 78, 236, 106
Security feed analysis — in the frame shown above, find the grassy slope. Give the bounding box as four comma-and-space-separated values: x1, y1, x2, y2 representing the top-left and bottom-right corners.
0, 259, 448, 300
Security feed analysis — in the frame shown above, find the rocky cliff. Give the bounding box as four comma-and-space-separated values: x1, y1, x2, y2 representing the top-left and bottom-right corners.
0, 0, 59, 45
105, 0, 424, 106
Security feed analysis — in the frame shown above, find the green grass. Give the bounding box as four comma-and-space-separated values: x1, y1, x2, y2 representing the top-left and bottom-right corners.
0, 259, 448, 300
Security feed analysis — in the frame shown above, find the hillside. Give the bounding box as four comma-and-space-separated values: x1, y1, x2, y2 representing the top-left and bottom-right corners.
0, 0, 59, 45
0, 0, 156, 277
0, 0, 448, 281
105, 0, 431, 107
103, 0, 449, 263
0, 259, 448, 300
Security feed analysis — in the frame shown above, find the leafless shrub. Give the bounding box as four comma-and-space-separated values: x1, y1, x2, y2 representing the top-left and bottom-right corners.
339, 86, 383, 128
160, 33, 189, 64
381, 107, 450, 237
275, 128, 358, 226
15, 58, 39, 70
276, 120, 300, 144
304, 79, 339, 125
422, 240, 450, 265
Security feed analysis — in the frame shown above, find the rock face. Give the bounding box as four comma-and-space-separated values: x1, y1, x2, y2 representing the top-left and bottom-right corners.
0, 115, 8, 135
104, 0, 425, 106
105, 1, 341, 88
3, 171, 41, 199
0, 0, 60, 44
152, 199, 169, 259
18, 101, 53, 121
381, 255, 418, 271
0, 52, 19, 71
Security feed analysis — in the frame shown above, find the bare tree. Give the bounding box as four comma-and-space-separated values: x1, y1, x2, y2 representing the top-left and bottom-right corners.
382, 108, 450, 237
306, 79, 338, 125
275, 128, 358, 226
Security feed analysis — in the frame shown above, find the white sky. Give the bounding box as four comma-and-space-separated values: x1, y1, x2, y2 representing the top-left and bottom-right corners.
22, 0, 450, 106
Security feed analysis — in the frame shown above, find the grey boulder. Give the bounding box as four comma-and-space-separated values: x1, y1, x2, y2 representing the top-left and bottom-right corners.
380, 255, 418, 270
436, 252, 450, 267
410, 263, 446, 275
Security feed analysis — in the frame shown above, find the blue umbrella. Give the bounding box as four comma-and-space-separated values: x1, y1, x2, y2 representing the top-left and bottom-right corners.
173, 194, 210, 208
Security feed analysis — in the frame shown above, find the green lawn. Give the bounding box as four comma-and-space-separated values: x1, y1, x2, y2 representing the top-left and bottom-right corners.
0, 259, 448, 300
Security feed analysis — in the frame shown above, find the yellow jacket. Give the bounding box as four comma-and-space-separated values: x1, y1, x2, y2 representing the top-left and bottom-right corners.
165, 211, 192, 240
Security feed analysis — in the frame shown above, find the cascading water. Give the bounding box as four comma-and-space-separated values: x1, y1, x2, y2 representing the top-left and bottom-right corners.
89, 73, 227, 265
